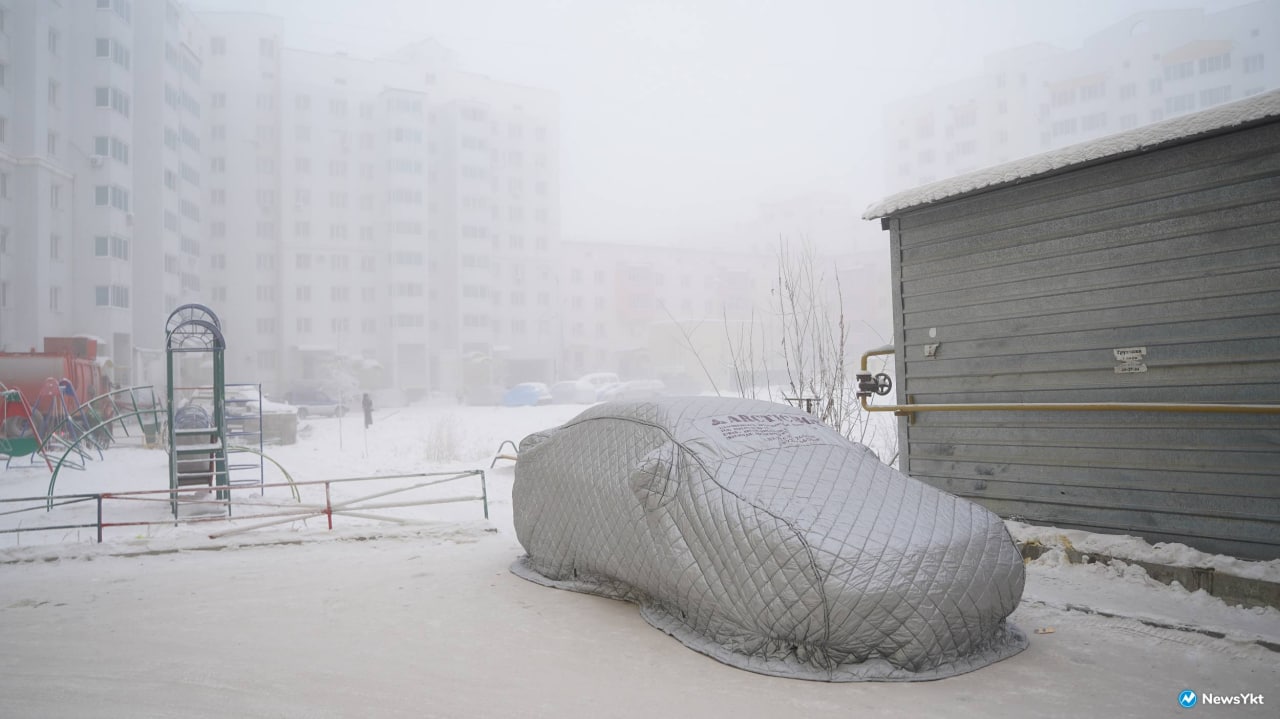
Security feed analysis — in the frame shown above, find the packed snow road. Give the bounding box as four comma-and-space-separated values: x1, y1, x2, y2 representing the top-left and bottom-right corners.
1, 525, 1274, 719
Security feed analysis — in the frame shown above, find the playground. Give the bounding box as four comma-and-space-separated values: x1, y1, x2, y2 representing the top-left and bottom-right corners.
0, 304, 499, 546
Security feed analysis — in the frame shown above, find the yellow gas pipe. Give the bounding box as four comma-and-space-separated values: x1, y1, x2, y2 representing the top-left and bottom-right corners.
857, 346, 1280, 417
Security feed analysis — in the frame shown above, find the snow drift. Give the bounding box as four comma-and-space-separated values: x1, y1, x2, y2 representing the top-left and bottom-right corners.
511, 397, 1027, 681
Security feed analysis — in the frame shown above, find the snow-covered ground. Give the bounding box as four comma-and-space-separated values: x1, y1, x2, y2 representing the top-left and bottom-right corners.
1, 401, 1277, 717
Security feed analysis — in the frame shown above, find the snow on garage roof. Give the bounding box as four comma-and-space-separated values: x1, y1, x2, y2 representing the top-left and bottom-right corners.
863, 89, 1280, 220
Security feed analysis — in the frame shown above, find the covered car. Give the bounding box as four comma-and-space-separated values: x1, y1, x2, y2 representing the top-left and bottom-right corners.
511, 397, 1026, 681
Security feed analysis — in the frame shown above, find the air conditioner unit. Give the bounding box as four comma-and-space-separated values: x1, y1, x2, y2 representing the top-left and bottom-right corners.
90, 155, 106, 168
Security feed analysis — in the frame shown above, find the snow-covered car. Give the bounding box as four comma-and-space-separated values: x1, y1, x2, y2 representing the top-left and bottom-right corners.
595, 381, 626, 401
284, 389, 348, 419
502, 382, 553, 407
550, 380, 597, 404
511, 397, 1026, 681
608, 379, 666, 400
577, 372, 620, 399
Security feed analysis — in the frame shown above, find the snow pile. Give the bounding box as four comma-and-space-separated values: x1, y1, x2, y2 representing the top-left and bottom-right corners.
1023, 547, 1280, 647
1008, 521, 1280, 583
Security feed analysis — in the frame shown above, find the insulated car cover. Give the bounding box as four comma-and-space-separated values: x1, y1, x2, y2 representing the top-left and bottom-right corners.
511, 397, 1027, 681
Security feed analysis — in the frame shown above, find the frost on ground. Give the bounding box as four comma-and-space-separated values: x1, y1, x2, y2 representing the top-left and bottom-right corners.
1, 401, 1277, 717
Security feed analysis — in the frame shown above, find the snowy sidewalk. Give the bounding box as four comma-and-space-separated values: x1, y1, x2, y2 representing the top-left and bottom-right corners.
1, 525, 1276, 719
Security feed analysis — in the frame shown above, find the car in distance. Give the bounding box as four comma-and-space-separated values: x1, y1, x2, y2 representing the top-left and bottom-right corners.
600, 379, 667, 401
502, 382, 553, 407
577, 372, 621, 400
551, 380, 597, 404
284, 389, 348, 419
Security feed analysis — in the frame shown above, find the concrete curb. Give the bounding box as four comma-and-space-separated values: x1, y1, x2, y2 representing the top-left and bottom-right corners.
1017, 540, 1280, 613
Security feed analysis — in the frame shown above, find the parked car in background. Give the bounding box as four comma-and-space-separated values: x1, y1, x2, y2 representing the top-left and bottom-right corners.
502, 382, 553, 407
596, 381, 626, 402
284, 389, 348, 419
577, 372, 621, 400
551, 380, 598, 404
608, 379, 668, 401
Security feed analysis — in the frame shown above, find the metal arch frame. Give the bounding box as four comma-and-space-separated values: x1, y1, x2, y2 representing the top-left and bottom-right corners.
166, 318, 226, 354
165, 305, 229, 518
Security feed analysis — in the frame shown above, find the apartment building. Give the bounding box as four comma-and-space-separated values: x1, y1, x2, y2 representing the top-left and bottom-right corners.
554, 241, 777, 387
198, 12, 283, 389
196, 15, 560, 397
132, 0, 206, 373
0, 0, 142, 382
886, 1, 1280, 191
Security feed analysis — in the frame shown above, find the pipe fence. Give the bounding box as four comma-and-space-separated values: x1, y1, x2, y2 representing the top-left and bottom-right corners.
1, 470, 487, 545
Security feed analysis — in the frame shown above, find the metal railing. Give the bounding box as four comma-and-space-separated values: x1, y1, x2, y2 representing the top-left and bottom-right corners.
3, 470, 488, 546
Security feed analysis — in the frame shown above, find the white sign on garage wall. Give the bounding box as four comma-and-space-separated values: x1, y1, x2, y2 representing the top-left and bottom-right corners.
1113, 346, 1148, 374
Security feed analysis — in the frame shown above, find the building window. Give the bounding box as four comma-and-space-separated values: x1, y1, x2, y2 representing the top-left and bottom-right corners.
1163, 61, 1193, 82
1165, 93, 1196, 115
96, 38, 111, 57
50, 286, 61, 311
1199, 86, 1231, 107
1081, 112, 1107, 132
1198, 53, 1231, 74
211, 37, 225, 55
1244, 54, 1264, 74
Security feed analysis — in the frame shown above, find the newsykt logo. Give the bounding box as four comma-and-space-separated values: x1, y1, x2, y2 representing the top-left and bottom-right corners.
1178, 689, 1267, 708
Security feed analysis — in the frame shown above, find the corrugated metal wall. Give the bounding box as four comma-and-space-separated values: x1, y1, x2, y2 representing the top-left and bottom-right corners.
885, 120, 1280, 560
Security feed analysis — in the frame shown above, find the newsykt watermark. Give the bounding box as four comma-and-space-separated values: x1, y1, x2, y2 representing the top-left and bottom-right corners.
1179, 689, 1266, 708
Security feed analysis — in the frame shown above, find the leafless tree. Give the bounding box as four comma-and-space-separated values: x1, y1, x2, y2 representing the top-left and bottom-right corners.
701, 238, 899, 465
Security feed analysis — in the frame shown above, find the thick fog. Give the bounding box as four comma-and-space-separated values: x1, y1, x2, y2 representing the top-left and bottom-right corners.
193, 0, 1262, 243
4, 0, 1269, 401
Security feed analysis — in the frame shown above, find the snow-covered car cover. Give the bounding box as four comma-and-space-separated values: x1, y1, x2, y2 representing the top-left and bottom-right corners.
511, 397, 1027, 681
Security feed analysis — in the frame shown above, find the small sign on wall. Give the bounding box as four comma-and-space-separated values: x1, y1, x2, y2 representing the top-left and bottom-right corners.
1113, 346, 1147, 374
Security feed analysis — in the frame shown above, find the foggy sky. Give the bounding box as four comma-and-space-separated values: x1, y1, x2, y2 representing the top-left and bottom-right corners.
192, 0, 1263, 245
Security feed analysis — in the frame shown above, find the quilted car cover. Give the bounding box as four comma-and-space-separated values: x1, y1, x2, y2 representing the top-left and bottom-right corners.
511, 397, 1027, 681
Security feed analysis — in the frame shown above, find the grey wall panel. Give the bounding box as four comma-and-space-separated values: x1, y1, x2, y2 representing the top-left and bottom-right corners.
885, 120, 1280, 560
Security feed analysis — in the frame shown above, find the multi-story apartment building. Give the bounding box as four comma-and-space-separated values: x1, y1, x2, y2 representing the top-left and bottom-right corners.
886, 1, 1280, 191
0, 0, 141, 383
133, 0, 205, 375
199, 17, 560, 397
1, 4, 561, 402
555, 241, 777, 387
553, 236, 893, 393
199, 12, 283, 389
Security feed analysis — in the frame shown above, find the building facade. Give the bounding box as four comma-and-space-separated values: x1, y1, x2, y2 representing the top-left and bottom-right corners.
866, 91, 1280, 560
0, 3, 561, 401
886, 1, 1280, 192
